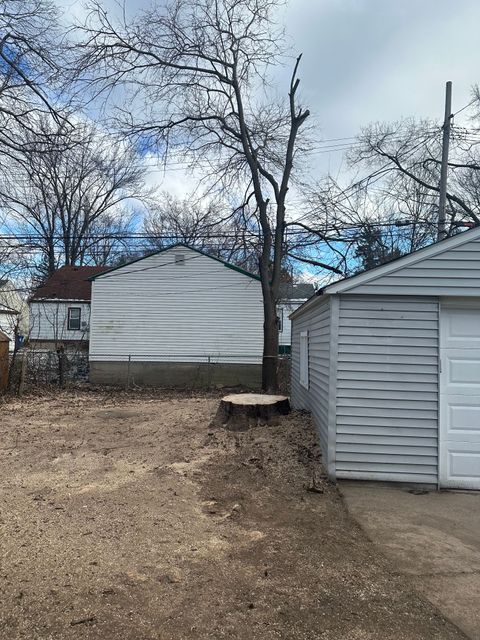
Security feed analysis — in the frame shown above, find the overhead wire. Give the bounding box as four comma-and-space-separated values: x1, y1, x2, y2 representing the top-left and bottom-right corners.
452, 98, 477, 118
0, 218, 445, 247
140, 130, 442, 167
3, 122, 477, 287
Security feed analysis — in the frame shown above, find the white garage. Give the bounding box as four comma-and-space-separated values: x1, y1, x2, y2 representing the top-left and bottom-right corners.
291, 226, 480, 489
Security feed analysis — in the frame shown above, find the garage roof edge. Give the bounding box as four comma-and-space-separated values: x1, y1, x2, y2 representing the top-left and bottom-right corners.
291, 226, 480, 321
324, 226, 480, 295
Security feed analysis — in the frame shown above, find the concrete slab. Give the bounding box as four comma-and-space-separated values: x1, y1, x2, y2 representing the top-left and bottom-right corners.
341, 482, 480, 640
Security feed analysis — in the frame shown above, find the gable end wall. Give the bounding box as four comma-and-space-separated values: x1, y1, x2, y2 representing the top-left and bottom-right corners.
345, 238, 480, 296
89, 246, 264, 363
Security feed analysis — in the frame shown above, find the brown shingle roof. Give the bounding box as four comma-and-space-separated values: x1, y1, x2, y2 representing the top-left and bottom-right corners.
30, 265, 109, 301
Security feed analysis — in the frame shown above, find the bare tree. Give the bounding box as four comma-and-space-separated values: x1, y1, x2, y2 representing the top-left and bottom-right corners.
0, 0, 70, 166
288, 165, 440, 280
348, 117, 480, 231
294, 111, 480, 279
143, 192, 262, 271
0, 119, 147, 280
79, 211, 135, 267
73, 0, 311, 391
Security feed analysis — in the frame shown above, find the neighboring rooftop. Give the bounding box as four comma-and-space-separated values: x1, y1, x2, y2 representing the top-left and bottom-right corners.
89, 243, 261, 282
279, 282, 316, 300
30, 266, 109, 301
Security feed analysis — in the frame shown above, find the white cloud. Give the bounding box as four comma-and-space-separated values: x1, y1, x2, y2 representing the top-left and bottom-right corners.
282, 0, 480, 174
56, 0, 480, 211
142, 160, 206, 200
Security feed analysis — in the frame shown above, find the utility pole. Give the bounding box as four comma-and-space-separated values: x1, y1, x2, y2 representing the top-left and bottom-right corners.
437, 81, 452, 240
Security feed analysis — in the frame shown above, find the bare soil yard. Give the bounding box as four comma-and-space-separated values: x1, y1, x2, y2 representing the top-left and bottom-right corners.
0, 390, 466, 640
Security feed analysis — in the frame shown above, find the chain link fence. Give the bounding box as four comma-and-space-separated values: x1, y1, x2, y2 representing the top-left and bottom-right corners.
7, 348, 291, 394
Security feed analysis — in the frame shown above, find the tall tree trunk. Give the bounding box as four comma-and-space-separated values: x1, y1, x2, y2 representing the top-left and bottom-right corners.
262, 288, 279, 393
257, 200, 279, 393
47, 240, 56, 276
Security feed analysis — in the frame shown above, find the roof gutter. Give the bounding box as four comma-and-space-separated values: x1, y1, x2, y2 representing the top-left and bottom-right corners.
30, 298, 91, 303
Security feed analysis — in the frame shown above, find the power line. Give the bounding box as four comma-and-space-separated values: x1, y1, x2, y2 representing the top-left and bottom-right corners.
452, 98, 477, 118
0, 278, 258, 295
0, 254, 214, 291
140, 130, 443, 167
0, 219, 444, 247
96, 252, 206, 279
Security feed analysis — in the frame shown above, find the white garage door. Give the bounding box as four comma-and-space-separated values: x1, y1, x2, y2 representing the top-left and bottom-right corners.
440, 304, 480, 489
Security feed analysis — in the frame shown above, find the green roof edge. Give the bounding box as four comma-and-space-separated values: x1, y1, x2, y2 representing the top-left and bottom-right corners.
88, 243, 261, 282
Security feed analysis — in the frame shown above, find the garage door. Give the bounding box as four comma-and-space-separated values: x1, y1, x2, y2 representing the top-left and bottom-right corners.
440, 304, 480, 489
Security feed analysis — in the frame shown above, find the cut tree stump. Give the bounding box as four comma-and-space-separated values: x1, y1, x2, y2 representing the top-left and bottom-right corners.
214, 393, 290, 431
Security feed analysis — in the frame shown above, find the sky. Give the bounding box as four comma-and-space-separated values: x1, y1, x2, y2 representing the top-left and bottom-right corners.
285, 0, 479, 172
58, 0, 480, 194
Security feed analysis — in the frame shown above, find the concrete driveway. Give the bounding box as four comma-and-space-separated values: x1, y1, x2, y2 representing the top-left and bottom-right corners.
341, 483, 480, 640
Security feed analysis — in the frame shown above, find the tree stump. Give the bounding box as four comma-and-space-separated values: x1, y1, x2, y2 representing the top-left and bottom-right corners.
214, 393, 290, 431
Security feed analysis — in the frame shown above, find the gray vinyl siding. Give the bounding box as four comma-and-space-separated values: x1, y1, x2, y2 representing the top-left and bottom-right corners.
335, 295, 439, 483
347, 238, 480, 296
291, 297, 331, 461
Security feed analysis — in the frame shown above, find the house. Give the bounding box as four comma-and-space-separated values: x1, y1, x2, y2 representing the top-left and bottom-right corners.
291, 226, 480, 491
277, 283, 315, 354
29, 265, 109, 350
88, 245, 264, 387
0, 280, 29, 350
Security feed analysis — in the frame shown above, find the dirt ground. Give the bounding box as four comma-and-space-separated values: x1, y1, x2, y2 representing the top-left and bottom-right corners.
0, 389, 466, 640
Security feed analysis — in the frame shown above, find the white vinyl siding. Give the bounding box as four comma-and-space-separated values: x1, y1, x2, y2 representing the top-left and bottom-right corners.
278, 300, 307, 347
290, 231, 480, 485
335, 295, 439, 483
89, 246, 263, 363
0, 285, 29, 349
29, 301, 91, 342
291, 297, 331, 461
0, 311, 18, 348
346, 238, 480, 296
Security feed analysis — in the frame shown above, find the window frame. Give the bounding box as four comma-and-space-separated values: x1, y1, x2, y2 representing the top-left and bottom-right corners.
299, 330, 309, 389
277, 308, 284, 333
67, 307, 81, 331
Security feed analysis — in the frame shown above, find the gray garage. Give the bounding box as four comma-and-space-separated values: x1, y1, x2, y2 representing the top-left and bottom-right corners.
291, 226, 480, 489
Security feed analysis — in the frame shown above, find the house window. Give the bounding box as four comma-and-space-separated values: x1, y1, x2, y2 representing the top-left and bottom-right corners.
174, 254, 185, 265
300, 331, 309, 389
67, 307, 81, 331
277, 309, 284, 333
